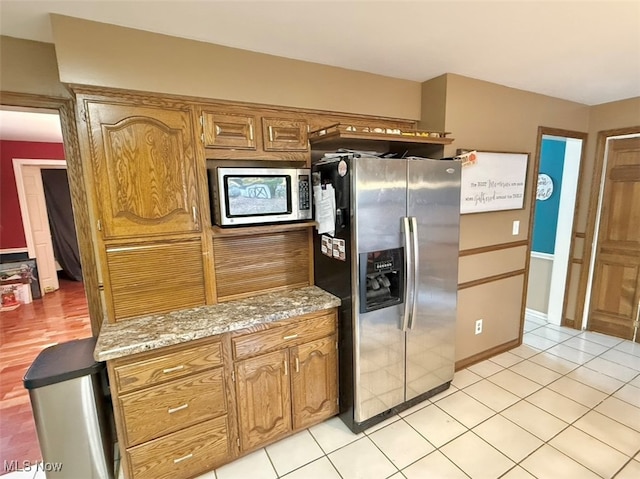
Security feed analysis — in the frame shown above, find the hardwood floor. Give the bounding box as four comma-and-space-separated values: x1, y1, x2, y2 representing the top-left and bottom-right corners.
0, 279, 91, 474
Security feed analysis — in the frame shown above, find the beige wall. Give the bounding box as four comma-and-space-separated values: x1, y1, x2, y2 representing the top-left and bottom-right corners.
0, 36, 69, 98
5, 19, 638, 366
526, 256, 553, 314
419, 75, 447, 132
436, 74, 591, 363
50, 15, 421, 120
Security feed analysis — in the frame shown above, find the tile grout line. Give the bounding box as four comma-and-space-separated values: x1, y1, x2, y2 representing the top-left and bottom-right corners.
440, 325, 640, 478
498, 326, 640, 478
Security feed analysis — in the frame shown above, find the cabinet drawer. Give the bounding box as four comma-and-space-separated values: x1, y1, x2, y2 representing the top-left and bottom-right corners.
113, 341, 222, 394
232, 311, 336, 360
127, 416, 229, 479
262, 117, 308, 151
202, 111, 256, 149
120, 368, 226, 447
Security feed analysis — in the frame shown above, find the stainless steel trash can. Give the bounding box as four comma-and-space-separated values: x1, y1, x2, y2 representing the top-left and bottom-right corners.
23, 337, 115, 479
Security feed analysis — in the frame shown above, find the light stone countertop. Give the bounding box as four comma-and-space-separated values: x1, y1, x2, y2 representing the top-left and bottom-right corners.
94, 286, 341, 362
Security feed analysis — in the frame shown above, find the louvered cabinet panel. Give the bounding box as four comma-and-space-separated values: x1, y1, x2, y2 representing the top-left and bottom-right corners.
202, 111, 256, 149
105, 239, 206, 320
213, 229, 310, 301
86, 102, 201, 238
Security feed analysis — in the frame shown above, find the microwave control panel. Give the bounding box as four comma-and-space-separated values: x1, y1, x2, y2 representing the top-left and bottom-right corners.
299, 174, 310, 211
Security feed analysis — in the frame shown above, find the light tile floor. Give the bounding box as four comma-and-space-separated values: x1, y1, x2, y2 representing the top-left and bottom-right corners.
5, 318, 640, 479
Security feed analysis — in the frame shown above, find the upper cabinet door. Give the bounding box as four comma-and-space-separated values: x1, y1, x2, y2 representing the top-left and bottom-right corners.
262, 118, 308, 151
87, 102, 200, 239
202, 112, 256, 150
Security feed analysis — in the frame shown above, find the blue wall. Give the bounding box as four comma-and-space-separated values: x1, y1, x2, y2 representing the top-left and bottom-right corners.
532, 139, 565, 254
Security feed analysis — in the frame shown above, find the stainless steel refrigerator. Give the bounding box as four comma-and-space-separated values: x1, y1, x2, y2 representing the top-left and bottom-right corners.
313, 155, 461, 433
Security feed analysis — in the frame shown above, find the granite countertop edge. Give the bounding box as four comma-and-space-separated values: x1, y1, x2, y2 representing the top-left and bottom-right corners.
94, 286, 341, 362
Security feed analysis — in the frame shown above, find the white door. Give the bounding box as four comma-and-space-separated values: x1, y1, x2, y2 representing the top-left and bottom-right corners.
21, 166, 59, 294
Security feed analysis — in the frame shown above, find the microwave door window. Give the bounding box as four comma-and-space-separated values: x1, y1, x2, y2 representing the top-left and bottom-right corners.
225, 175, 292, 217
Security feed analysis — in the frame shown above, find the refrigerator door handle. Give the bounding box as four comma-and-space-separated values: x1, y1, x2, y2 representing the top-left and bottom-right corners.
408, 216, 419, 330
402, 216, 414, 331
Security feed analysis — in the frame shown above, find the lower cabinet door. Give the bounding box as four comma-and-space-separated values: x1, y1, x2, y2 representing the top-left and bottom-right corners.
127, 416, 229, 479
291, 335, 338, 430
235, 349, 292, 451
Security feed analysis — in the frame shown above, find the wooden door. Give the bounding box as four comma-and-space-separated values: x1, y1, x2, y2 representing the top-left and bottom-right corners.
291, 335, 338, 430
588, 136, 640, 341
21, 166, 59, 294
86, 102, 200, 239
235, 350, 291, 451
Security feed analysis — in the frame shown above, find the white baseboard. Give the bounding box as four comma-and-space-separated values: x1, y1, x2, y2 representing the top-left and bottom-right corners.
530, 251, 554, 261
525, 308, 548, 323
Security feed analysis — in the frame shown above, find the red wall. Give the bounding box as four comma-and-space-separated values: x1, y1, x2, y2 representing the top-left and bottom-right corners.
0, 140, 65, 250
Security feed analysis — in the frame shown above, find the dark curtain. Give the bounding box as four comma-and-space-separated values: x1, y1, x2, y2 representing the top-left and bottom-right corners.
41, 169, 83, 281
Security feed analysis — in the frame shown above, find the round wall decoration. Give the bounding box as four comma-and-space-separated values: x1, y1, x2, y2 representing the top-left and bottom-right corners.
536, 173, 554, 201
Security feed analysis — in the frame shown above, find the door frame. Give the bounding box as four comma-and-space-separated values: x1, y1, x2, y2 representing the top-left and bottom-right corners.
581, 129, 640, 333
1, 92, 102, 335
524, 127, 588, 330
13, 158, 67, 295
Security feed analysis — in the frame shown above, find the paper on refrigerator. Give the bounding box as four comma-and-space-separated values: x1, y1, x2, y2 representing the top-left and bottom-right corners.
313, 184, 336, 236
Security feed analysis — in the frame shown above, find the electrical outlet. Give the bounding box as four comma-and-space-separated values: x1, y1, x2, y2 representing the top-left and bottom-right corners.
512, 220, 520, 235
475, 319, 483, 335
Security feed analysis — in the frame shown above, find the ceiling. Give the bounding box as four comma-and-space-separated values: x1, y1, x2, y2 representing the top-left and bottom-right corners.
0, 109, 63, 143
0, 1, 639, 145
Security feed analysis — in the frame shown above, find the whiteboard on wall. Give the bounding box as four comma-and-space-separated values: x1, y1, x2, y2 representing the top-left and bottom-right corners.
459, 151, 529, 214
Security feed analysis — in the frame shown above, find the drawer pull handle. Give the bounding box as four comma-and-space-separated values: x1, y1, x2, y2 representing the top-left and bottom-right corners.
173, 453, 193, 464
283, 334, 298, 340
163, 365, 185, 374
168, 404, 189, 414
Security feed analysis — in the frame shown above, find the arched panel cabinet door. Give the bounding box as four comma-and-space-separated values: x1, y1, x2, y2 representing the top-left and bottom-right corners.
86, 101, 201, 239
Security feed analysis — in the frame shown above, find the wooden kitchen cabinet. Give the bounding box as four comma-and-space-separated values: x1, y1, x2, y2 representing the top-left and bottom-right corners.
199, 106, 310, 162
84, 101, 201, 239
108, 337, 235, 479
127, 417, 228, 479
291, 334, 338, 430
261, 117, 308, 151
76, 91, 212, 322
232, 309, 338, 452
235, 349, 292, 451
202, 111, 256, 150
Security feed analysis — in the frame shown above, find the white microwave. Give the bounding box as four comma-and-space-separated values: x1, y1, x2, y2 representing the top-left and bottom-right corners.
209, 167, 312, 226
